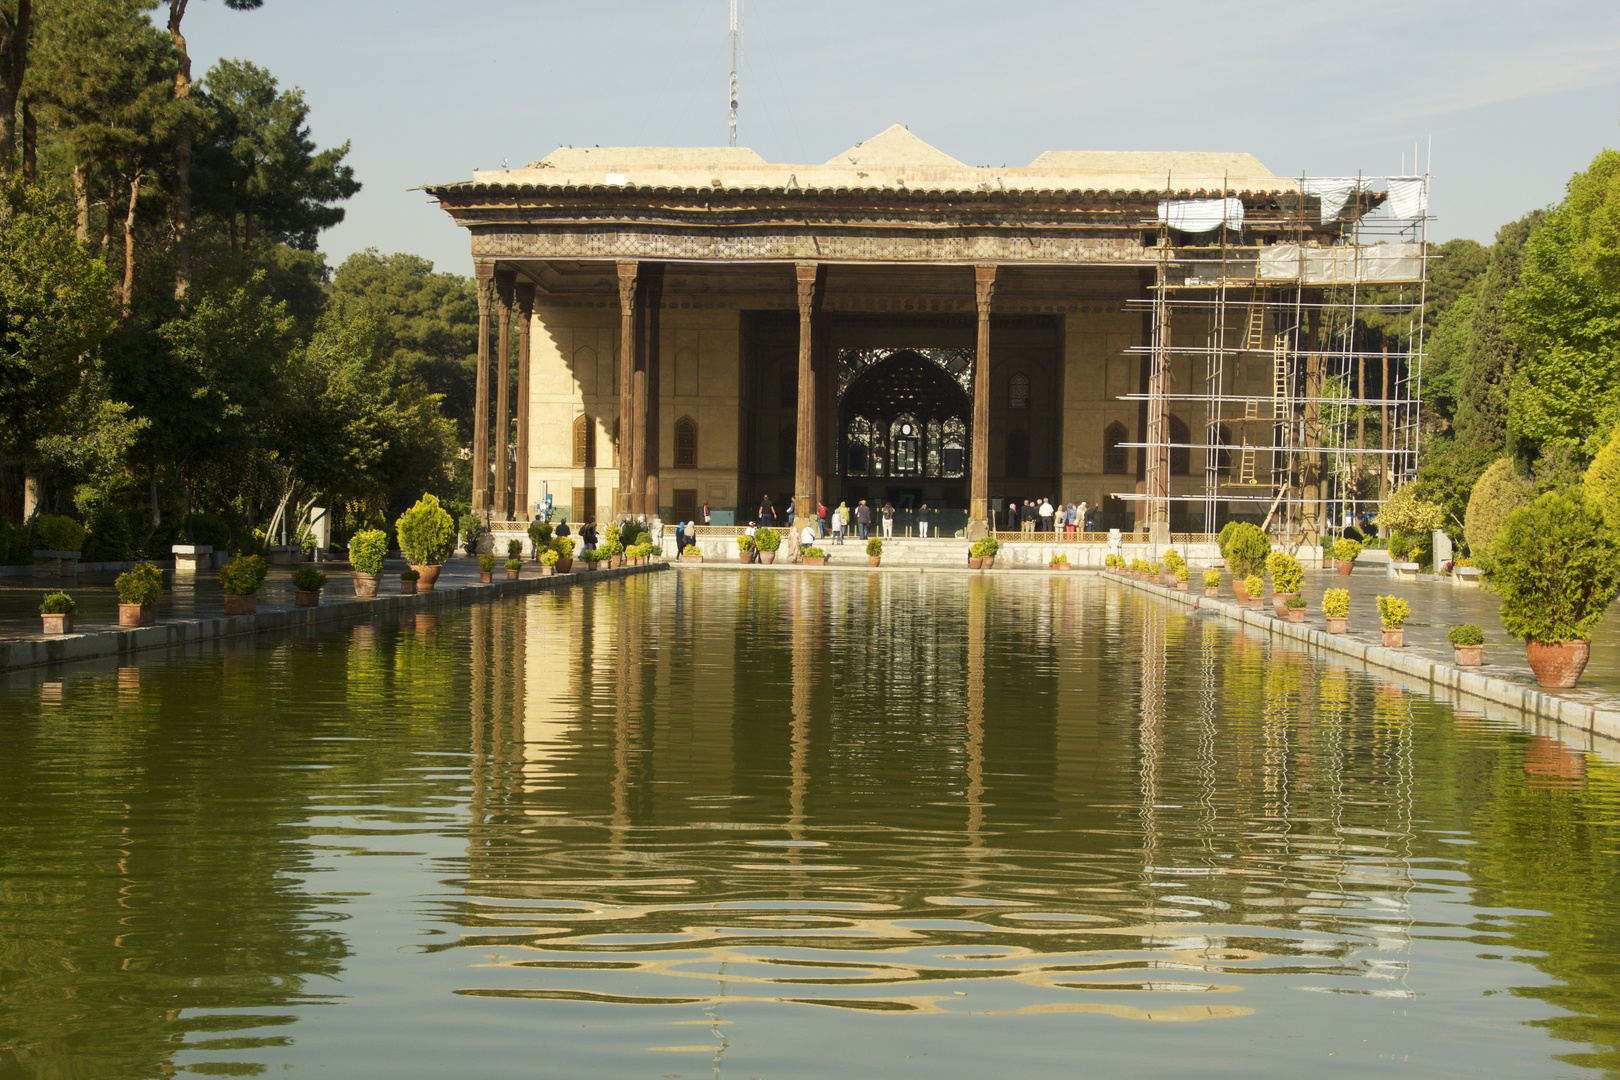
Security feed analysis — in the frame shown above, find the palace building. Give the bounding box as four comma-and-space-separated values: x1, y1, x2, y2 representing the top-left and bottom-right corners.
428, 125, 1425, 543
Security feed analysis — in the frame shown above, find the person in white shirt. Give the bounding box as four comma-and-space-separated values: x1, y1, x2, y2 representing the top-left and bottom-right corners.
830, 507, 844, 544
1039, 499, 1055, 534
800, 524, 816, 548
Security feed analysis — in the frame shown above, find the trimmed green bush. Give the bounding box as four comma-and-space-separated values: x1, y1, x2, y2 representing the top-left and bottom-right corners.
1488, 489, 1620, 642
754, 527, 781, 553
682, 544, 700, 556
1465, 458, 1529, 558
1285, 595, 1306, 609
1448, 623, 1485, 646
349, 529, 388, 575
1202, 568, 1221, 587
1243, 574, 1262, 596
1332, 537, 1363, 562
115, 563, 163, 607
32, 513, 85, 553
1322, 588, 1350, 618
540, 549, 559, 566
803, 546, 827, 559
980, 537, 1000, 555
505, 558, 521, 571
399, 568, 420, 581
395, 494, 456, 566
553, 536, 574, 558
39, 591, 76, 615
1267, 552, 1303, 593
1390, 533, 1414, 561
737, 534, 756, 552
479, 553, 497, 572
1175, 565, 1189, 581
1377, 595, 1411, 628
1376, 486, 1445, 536
620, 521, 647, 548
1222, 522, 1269, 578
866, 537, 882, 556
527, 519, 552, 548
505, 538, 522, 558
291, 566, 328, 592
220, 555, 269, 597
1583, 426, 1620, 532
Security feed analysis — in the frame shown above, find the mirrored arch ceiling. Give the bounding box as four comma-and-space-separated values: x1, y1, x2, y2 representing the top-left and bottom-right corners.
837, 348, 974, 412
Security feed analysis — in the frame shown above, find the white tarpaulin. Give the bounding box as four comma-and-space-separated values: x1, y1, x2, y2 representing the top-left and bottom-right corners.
1299, 176, 1428, 222
1157, 198, 1243, 233
1255, 243, 1424, 284
1386, 177, 1428, 219
1299, 177, 1360, 223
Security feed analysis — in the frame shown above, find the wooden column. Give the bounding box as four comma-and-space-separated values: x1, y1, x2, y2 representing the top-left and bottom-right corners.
1145, 271, 1172, 544
641, 264, 665, 519
814, 298, 833, 509
968, 264, 997, 539
514, 281, 535, 522
793, 262, 819, 533
472, 263, 494, 516
493, 271, 515, 519
616, 261, 638, 517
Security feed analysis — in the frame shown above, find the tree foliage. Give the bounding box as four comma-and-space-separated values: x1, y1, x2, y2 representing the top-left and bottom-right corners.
1454, 213, 1541, 449
1584, 426, 1620, 533
1375, 484, 1444, 537
1464, 457, 1529, 558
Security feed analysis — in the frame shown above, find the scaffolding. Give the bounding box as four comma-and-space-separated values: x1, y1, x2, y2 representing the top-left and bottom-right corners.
1116, 169, 1431, 551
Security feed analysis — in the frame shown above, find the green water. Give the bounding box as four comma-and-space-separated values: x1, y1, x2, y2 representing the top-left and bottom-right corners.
3, 570, 1620, 1079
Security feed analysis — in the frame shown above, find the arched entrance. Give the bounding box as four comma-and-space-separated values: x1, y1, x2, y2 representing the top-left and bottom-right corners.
838, 349, 973, 511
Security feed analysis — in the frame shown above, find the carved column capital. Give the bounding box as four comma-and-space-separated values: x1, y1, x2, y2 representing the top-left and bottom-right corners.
795, 261, 818, 314
514, 281, 535, 319
617, 261, 639, 307
974, 263, 997, 311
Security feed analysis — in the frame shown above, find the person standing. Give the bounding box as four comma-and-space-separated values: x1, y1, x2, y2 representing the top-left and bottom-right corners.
786, 496, 796, 525
917, 503, 931, 539
759, 495, 775, 528
854, 500, 871, 540
1065, 503, 1076, 537
818, 500, 828, 538
702, 500, 711, 526
830, 505, 845, 545
881, 501, 895, 539
1020, 499, 1035, 534
1039, 497, 1054, 534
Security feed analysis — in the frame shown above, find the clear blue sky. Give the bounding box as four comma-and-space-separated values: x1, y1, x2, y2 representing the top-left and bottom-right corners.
187, 0, 1620, 276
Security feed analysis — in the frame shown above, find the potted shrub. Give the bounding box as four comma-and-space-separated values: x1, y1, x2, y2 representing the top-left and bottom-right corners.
737, 534, 757, 563
1377, 595, 1411, 647
755, 527, 781, 564
1285, 595, 1307, 622
867, 537, 883, 566
1175, 566, 1190, 591
220, 555, 268, 616
969, 538, 994, 569
1333, 537, 1363, 576
554, 536, 575, 573
802, 545, 828, 566
349, 529, 387, 596
527, 519, 553, 556
1202, 568, 1221, 597
603, 540, 624, 568
1243, 574, 1263, 610
1050, 552, 1069, 571
1487, 489, 1620, 687
395, 493, 456, 591
399, 567, 420, 595
1221, 522, 1270, 581
538, 549, 559, 576
682, 543, 703, 563
980, 537, 999, 569
115, 563, 162, 626
1267, 552, 1303, 615
478, 553, 496, 582
1322, 588, 1350, 634
292, 566, 327, 607
1448, 623, 1485, 667
39, 591, 76, 635
505, 557, 522, 580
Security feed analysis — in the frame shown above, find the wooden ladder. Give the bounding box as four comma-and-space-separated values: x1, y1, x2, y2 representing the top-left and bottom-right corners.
1238, 399, 1259, 485
1273, 336, 1289, 420
1244, 304, 1265, 351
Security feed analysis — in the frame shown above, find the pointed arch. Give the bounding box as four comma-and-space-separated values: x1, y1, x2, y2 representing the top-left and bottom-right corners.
1103, 422, 1129, 475
1008, 372, 1031, 409
573, 413, 596, 468
674, 415, 698, 468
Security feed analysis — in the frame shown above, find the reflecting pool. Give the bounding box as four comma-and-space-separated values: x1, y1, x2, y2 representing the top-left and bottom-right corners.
3, 571, 1620, 1078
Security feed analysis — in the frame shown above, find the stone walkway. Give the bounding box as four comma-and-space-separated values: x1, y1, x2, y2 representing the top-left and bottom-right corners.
0, 556, 488, 642
1216, 562, 1620, 707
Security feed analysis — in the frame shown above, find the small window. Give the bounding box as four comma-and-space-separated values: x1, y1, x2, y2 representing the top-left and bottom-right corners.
674, 415, 698, 468
1009, 373, 1031, 410
573, 414, 596, 468
1006, 428, 1030, 478
1104, 422, 1128, 475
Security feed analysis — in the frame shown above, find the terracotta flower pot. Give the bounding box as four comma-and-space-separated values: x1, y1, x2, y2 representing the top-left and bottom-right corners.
1525, 640, 1590, 688
760, 551, 777, 564
538, 565, 554, 577
869, 556, 881, 566
1322, 556, 1334, 570
118, 603, 154, 627
1232, 581, 1250, 602
1287, 607, 1305, 622
610, 555, 623, 568
982, 556, 995, 569
1272, 592, 1298, 617
412, 565, 441, 591
1453, 644, 1483, 667
1382, 627, 1405, 648
1205, 587, 1219, 598
1337, 561, 1353, 577
223, 594, 257, 616
1248, 598, 1264, 611
294, 590, 319, 607
506, 568, 520, 580
682, 554, 703, 563
557, 558, 573, 573
1325, 616, 1347, 634
804, 557, 826, 566
479, 571, 492, 583
969, 556, 984, 569
41, 613, 72, 635
1176, 580, 1188, 591
399, 579, 418, 595
738, 551, 754, 563
351, 571, 381, 597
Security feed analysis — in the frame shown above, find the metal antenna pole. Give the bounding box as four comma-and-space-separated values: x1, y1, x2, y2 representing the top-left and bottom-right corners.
728, 0, 742, 147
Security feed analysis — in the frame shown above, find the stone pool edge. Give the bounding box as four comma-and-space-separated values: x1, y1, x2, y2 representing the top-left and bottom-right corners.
0, 562, 667, 673
1111, 572, 1620, 745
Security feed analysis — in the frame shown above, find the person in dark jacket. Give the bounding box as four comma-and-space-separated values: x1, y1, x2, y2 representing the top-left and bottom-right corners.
854, 500, 871, 540
758, 496, 775, 527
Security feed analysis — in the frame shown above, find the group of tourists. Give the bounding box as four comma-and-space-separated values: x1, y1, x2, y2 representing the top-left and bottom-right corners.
752, 496, 937, 544
1005, 499, 1094, 536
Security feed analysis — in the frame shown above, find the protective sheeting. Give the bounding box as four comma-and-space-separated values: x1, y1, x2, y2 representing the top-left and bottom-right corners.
1298, 176, 1429, 223
1157, 197, 1243, 232
1255, 243, 1424, 284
